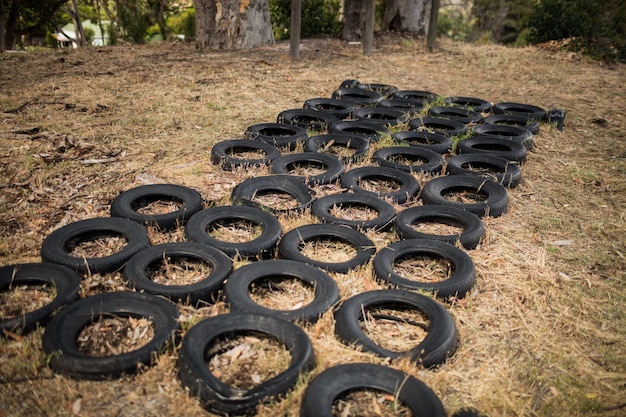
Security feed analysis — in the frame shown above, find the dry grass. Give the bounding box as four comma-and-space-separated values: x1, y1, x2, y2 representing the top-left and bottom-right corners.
1, 35, 625, 417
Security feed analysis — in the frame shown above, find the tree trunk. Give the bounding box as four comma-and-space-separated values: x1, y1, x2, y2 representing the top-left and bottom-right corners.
5, 0, 22, 49
195, 0, 274, 50
341, 0, 367, 41
382, 0, 431, 35
0, 0, 7, 52
69, 0, 87, 46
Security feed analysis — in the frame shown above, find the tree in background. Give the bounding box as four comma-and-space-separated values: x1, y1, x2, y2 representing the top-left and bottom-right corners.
269, 0, 340, 41
471, 0, 534, 45
0, 0, 67, 51
381, 0, 431, 35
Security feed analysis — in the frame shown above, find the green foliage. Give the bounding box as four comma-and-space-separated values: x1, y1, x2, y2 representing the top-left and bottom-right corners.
437, 7, 475, 42
269, 0, 341, 41
166, 8, 196, 38
471, 0, 535, 45
83, 26, 95, 45
526, 0, 626, 62
120, 3, 151, 44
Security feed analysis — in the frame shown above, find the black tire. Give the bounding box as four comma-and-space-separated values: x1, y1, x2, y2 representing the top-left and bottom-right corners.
0, 263, 81, 334
300, 362, 447, 417
372, 146, 444, 174
356, 82, 399, 98
340, 166, 420, 204
210, 139, 281, 171
392, 90, 439, 105
472, 124, 535, 150
428, 105, 483, 124
328, 120, 390, 142
40, 217, 151, 275
409, 117, 469, 137
42, 291, 179, 380
373, 239, 476, 298
457, 136, 528, 163
444, 96, 492, 113
311, 192, 396, 232
304, 133, 370, 164
177, 312, 315, 416
277, 108, 338, 131
492, 101, 547, 122
224, 259, 339, 323
244, 122, 308, 151
392, 130, 454, 154
230, 175, 315, 213
353, 107, 409, 126
377, 98, 424, 115
334, 289, 458, 366
110, 184, 203, 230
421, 175, 509, 218
446, 154, 522, 188
395, 205, 485, 249
270, 152, 345, 185
483, 114, 540, 135
338, 79, 361, 89
331, 88, 384, 106
185, 205, 282, 259
123, 242, 232, 304
278, 223, 375, 273
303, 98, 356, 120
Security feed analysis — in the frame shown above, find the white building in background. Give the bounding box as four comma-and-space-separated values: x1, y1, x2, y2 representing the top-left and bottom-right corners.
56, 20, 110, 48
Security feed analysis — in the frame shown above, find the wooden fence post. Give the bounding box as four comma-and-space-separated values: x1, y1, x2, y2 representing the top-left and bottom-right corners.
427, 0, 440, 50
363, 0, 376, 56
290, 0, 302, 59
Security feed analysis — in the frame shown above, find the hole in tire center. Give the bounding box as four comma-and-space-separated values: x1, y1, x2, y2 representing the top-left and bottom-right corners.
206, 331, 291, 390
227, 147, 267, 160
300, 236, 358, 263
252, 190, 300, 210
329, 203, 379, 222
249, 276, 315, 311
0, 282, 56, 319
285, 161, 328, 177
387, 154, 428, 166
333, 388, 414, 417
441, 186, 488, 204
461, 162, 505, 174
207, 219, 262, 243
469, 142, 511, 152
77, 315, 155, 357
392, 253, 453, 283
357, 176, 402, 194
132, 196, 184, 216
146, 256, 213, 286
409, 217, 464, 236
319, 142, 357, 160
66, 232, 128, 258
359, 302, 430, 354
258, 127, 296, 137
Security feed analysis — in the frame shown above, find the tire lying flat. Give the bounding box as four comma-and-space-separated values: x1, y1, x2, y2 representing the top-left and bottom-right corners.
300, 362, 447, 417
42, 291, 179, 380
224, 259, 339, 323
340, 166, 420, 204
311, 192, 396, 232
210, 139, 281, 171
446, 154, 522, 188
185, 205, 282, 259
40, 217, 151, 275
373, 239, 476, 299
110, 183, 203, 230
177, 312, 315, 416
334, 289, 458, 366
0, 263, 81, 334
230, 175, 315, 213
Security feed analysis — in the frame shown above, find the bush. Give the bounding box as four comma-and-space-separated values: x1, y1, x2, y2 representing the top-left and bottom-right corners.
167, 8, 196, 38
526, 0, 626, 62
269, 0, 341, 41
120, 6, 150, 44
437, 8, 475, 42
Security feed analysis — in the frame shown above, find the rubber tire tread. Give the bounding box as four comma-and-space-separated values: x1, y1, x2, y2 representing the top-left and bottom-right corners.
40, 217, 151, 274
328, 120, 390, 142
270, 152, 345, 185
492, 101, 547, 122
428, 105, 482, 124
372, 146, 444, 174
409, 116, 468, 137
472, 124, 534, 150
277, 108, 338, 130
311, 192, 396, 231
443, 96, 492, 113
244, 123, 308, 151
334, 289, 458, 366
123, 242, 232, 304
457, 136, 527, 163
177, 312, 315, 415
340, 166, 420, 204
421, 175, 509, 218
482, 114, 540, 135
392, 130, 453, 154
210, 139, 281, 171
185, 205, 282, 259
224, 259, 339, 323
230, 175, 315, 213
373, 239, 476, 298
300, 362, 447, 417
278, 223, 376, 273
353, 107, 409, 126
0, 263, 81, 334
304, 133, 370, 164
303, 98, 356, 119
446, 154, 522, 188
42, 291, 179, 380
395, 205, 485, 249
110, 184, 203, 230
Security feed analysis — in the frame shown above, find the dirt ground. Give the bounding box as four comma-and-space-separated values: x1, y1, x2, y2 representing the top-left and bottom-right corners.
0, 35, 625, 416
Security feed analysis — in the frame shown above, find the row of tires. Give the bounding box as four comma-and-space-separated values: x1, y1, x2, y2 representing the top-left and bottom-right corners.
0, 79, 552, 416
